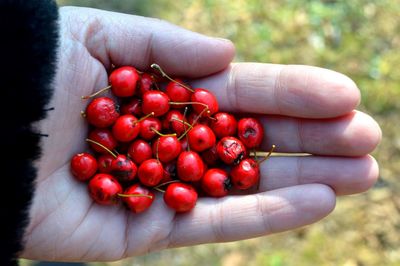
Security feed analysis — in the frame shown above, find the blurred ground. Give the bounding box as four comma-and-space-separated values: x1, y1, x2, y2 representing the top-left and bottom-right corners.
23, 1, 400, 265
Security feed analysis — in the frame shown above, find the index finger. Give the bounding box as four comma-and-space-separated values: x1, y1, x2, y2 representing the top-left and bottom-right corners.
192, 63, 361, 118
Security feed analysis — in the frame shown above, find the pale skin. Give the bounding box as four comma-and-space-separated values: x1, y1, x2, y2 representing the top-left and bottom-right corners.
22, 7, 382, 262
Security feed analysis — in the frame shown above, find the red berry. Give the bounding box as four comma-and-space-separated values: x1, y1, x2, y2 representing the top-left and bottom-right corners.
70, 153, 98, 181
164, 183, 198, 212
85, 97, 119, 128
112, 114, 140, 142
120, 97, 142, 116
161, 161, 177, 183
142, 91, 170, 117
138, 159, 164, 187
187, 112, 210, 127
231, 158, 260, 190
210, 112, 237, 138
201, 145, 219, 166
165, 79, 192, 108
88, 128, 117, 154
88, 174, 122, 205
237, 118, 264, 148
122, 184, 155, 213
163, 110, 187, 136
180, 137, 189, 151
201, 168, 231, 197
153, 136, 182, 163
191, 88, 218, 116
97, 154, 114, 174
176, 151, 205, 182
111, 155, 137, 182
109, 66, 139, 97
128, 139, 152, 164
216, 136, 247, 165
139, 117, 162, 140
187, 124, 216, 152
138, 73, 154, 95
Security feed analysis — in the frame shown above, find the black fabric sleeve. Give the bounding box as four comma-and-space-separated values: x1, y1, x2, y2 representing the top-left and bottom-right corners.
0, 0, 59, 265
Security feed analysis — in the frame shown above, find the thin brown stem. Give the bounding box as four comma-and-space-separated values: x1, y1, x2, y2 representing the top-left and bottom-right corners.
151, 128, 177, 137
117, 193, 153, 199
153, 187, 165, 193
135, 112, 154, 124
81, 85, 111, 99
154, 180, 180, 189
250, 145, 276, 163
86, 138, 117, 158
151, 63, 194, 93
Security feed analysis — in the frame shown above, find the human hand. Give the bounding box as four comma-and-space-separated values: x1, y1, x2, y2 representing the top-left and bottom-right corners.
22, 7, 381, 262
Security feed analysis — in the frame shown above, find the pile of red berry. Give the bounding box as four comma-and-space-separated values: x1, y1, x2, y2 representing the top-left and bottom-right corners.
70, 64, 274, 214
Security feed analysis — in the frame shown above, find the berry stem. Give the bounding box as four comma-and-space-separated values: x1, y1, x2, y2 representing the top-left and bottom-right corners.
135, 112, 155, 124
170, 117, 193, 129
178, 106, 210, 141
81, 85, 112, 99
250, 145, 276, 163
151, 128, 177, 137
183, 107, 190, 151
169, 101, 209, 109
154, 180, 180, 189
153, 187, 165, 193
117, 193, 153, 199
151, 63, 194, 93
85, 138, 117, 158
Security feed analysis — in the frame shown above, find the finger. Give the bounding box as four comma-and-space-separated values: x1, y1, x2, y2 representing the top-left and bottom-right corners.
260, 110, 382, 156
255, 155, 379, 196
191, 63, 360, 118
63, 7, 235, 77
163, 184, 335, 247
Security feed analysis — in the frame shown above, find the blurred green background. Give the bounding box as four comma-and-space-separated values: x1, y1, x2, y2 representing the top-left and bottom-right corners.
23, 0, 400, 265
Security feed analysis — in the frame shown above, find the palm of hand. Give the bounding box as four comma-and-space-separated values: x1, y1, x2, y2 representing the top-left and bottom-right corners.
22, 7, 381, 262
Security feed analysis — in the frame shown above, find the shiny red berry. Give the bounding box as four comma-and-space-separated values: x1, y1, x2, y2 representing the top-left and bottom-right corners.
122, 184, 155, 213
109, 66, 139, 97
164, 183, 198, 213
153, 136, 182, 163
88, 129, 117, 154
237, 118, 264, 148
88, 173, 122, 205
120, 97, 142, 116
230, 158, 260, 190
201, 145, 219, 166
166, 79, 192, 108
161, 161, 177, 183
139, 117, 162, 140
97, 154, 114, 174
191, 88, 218, 116
201, 168, 231, 197
138, 159, 164, 187
210, 112, 237, 138
70, 153, 98, 181
138, 73, 154, 95
85, 97, 119, 128
112, 114, 140, 142
163, 110, 186, 136
216, 136, 247, 165
176, 151, 205, 182
187, 124, 216, 152
111, 155, 137, 182
142, 90, 170, 117
128, 139, 152, 165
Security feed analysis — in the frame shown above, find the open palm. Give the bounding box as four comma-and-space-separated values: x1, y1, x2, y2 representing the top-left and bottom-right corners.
22, 7, 381, 262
